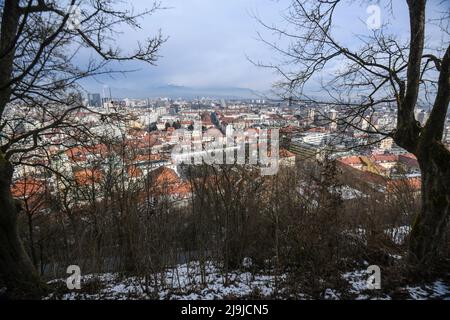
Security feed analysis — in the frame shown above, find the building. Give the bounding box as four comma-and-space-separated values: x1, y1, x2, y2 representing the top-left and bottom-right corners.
289, 132, 361, 161
279, 148, 296, 167
87, 93, 101, 108
337, 153, 421, 195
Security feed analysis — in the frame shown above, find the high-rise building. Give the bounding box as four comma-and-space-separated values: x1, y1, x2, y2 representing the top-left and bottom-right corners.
87, 93, 101, 108
328, 109, 338, 131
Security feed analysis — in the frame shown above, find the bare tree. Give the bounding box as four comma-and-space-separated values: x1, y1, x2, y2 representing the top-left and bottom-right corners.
0, 0, 164, 298
255, 0, 449, 267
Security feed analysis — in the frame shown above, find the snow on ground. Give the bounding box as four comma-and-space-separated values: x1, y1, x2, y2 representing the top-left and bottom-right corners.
342, 269, 391, 300
384, 226, 411, 245
343, 268, 450, 300
343, 225, 411, 246
45, 260, 450, 300
46, 261, 285, 300
338, 186, 365, 200
406, 281, 450, 300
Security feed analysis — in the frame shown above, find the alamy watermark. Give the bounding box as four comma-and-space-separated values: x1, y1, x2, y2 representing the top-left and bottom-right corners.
171, 122, 280, 175
366, 5, 381, 30
366, 265, 381, 290
65, 5, 82, 30
66, 265, 81, 290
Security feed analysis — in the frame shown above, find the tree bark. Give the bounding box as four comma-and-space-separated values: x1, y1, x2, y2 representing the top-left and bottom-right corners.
0, 153, 45, 299
0, 0, 45, 299
398, 1, 450, 267
409, 142, 450, 266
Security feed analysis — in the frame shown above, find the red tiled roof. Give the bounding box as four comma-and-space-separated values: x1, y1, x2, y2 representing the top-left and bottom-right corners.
128, 165, 143, 178
279, 148, 295, 158
11, 178, 46, 198
66, 144, 109, 162
74, 169, 103, 185
280, 125, 300, 134
307, 127, 327, 133
399, 153, 419, 168
66, 147, 88, 162
370, 154, 398, 162
148, 167, 191, 196
337, 156, 363, 166
134, 154, 162, 162
387, 177, 421, 192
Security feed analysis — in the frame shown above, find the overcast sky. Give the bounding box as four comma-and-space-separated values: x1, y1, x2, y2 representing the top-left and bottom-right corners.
79, 0, 449, 97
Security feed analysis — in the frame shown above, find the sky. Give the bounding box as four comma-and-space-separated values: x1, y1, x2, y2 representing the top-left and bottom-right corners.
78, 0, 449, 98
80, 0, 288, 95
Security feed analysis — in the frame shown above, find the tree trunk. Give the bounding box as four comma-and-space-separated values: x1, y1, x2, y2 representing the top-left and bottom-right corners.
409, 141, 450, 266
0, 153, 45, 299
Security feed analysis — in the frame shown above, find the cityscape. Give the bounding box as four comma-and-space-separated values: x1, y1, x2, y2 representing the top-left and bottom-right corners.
9, 95, 448, 206
0, 0, 449, 309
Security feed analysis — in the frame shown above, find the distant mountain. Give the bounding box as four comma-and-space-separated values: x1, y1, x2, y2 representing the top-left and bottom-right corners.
107, 84, 266, 99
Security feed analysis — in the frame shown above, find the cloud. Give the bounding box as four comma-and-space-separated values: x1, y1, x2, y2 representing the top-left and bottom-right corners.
77, 0, 449, 98
79, 0, 287, 94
